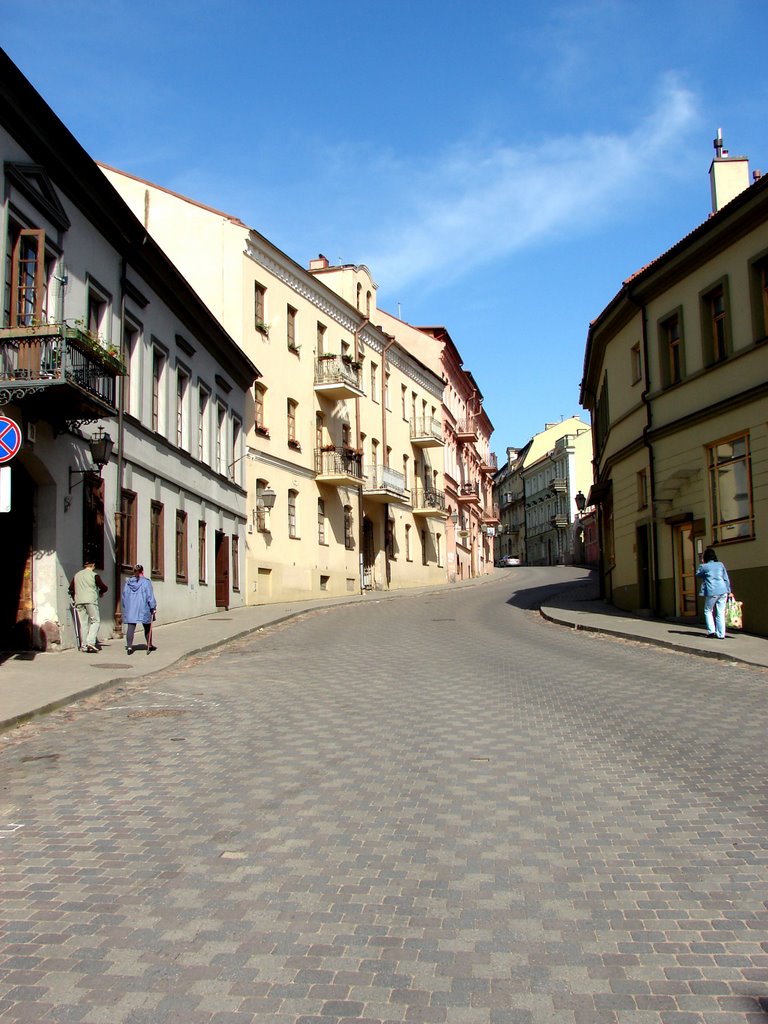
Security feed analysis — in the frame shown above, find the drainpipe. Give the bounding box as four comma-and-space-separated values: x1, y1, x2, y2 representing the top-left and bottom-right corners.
113, 258, 127, 634
629, 291, 660, 615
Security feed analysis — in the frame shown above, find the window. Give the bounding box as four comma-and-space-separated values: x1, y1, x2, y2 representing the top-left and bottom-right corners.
707, 433, 754, 542
287, 305, 298, 351
231, 535, 240, 591
317, 498, 326, 544
317, 321, 326, 355
630, 342, 642, 384
8, 228, 45, 326
87, 284, 109, 342
344, 505, 354, 549
198, 386, 210, 462
750, 254, 768, 342
287, 399, 299, 449
659, 310, 684, 386
288, 489, 298, 539
594, 374, 610, 456
150, 501, 164, 579
356, 282, 362, 310
701, 280, 730, 365
254, 282, 267, 331
436, 533, 442, 567
402, 454, 409, 489
175, 510, 188, 581
255, 478, 271, 532
405, 524, 412, 561
401, 384, 408, 419
342, 422, 351, 449
152, 348, 165, 432
123, 320, 140, 416
637, 469, 648, 510
176, 367, 189, 449
370, 361, 378, 399
83, 475, 105, 568
316, 412, 324, 452
120, 490, 137, 569
254, 383, 268, 435
198, 520, 207, 584
385, 518, 395, 560
216, 403, 226, 474
421, 528, 428, 565
230, 418, 242, 482
384, 371, 390, 409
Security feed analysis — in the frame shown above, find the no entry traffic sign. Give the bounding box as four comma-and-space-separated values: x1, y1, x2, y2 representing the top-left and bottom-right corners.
0, 416, 22, 464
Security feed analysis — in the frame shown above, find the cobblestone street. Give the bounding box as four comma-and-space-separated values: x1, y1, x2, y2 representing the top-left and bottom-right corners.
1, 570, 767, 1024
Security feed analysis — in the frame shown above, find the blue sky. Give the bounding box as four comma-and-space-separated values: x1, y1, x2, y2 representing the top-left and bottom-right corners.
4, 0, 768, 449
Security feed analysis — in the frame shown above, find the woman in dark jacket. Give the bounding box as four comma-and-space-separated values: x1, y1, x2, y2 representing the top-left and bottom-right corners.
695, 547, 732, 639
121, 564, 157, 654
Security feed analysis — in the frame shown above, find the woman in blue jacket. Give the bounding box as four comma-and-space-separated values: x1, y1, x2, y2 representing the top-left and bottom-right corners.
696, 547, 732, 639
121, 564, 157, 655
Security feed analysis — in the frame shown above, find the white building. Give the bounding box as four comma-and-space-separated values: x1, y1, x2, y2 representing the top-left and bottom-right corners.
0, 51, 258, 650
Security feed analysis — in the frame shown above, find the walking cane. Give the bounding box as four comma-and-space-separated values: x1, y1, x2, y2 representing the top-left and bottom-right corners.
147, 611, 155, 655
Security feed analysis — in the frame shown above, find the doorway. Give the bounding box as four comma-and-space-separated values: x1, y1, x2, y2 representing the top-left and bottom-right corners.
675, 522, 697, 617
214, 530, 229, 609
0, 462, 34, 649
362, 517, 375, 589
636, 524, 651, 609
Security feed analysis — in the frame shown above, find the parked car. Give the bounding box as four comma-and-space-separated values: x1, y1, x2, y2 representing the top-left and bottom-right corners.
497, 555, 521, 567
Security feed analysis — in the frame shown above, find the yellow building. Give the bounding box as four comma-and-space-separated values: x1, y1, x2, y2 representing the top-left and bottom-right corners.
581, 137, 768, 635
99, 169, 449, 601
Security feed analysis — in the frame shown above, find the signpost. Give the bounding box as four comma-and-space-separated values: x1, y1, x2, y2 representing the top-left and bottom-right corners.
0, 416, 22, 513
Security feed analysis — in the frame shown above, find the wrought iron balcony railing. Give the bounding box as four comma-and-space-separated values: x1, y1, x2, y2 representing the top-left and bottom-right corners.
314, 446, 363, 482
0, 322, 123, 421
410, 415, 444, 447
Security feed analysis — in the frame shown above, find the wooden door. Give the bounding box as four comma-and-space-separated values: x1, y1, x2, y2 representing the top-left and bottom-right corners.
214, 530, 229, 609
675, 523, 697, 617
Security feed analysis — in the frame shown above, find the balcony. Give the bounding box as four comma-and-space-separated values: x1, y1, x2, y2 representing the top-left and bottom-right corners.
482, 504, 501, 525
454, 418, 478, 442
550, 477, 567, 494
481, 452, 498, 474
551, 514, 570, 529
314, 355, 364, 400
363, 464, 409, 505
315, 446, 363, 487
410, 415, 445, 448
457, 482, 481, 504
0, 323, 122, 423
411, 483, 448, 518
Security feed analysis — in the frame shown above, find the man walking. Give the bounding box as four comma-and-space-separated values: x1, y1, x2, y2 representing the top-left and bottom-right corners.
69, 559, 108, 653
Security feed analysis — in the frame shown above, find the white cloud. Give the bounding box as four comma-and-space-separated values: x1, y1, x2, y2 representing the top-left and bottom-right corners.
353, 75, 698, 293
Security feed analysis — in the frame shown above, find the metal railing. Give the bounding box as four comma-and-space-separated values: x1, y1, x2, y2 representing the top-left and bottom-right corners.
0, 324, 121, 408
364, 463, 408, 498
314, 446, 363, 480
314, 354, 362, 390
410, 415, 443, 443
412, 483, 447, 512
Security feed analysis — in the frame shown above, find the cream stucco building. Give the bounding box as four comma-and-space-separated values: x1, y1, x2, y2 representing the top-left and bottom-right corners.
100, 170, 453, 601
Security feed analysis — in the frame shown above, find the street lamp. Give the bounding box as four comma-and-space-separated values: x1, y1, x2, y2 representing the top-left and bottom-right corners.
257, 485, 277, 510
575, 490, 587, 514
68, 426, 114, 494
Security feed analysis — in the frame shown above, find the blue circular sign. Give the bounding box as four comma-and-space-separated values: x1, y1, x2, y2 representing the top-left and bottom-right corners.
0, 416, 22, 464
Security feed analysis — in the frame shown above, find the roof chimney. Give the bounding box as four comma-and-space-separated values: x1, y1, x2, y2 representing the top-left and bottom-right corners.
309, 254, 330, 272
709, 129, 750, 213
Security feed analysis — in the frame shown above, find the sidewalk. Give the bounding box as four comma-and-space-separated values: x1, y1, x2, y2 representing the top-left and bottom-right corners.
3, 574, 766, 733
539, 581, 768, 670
